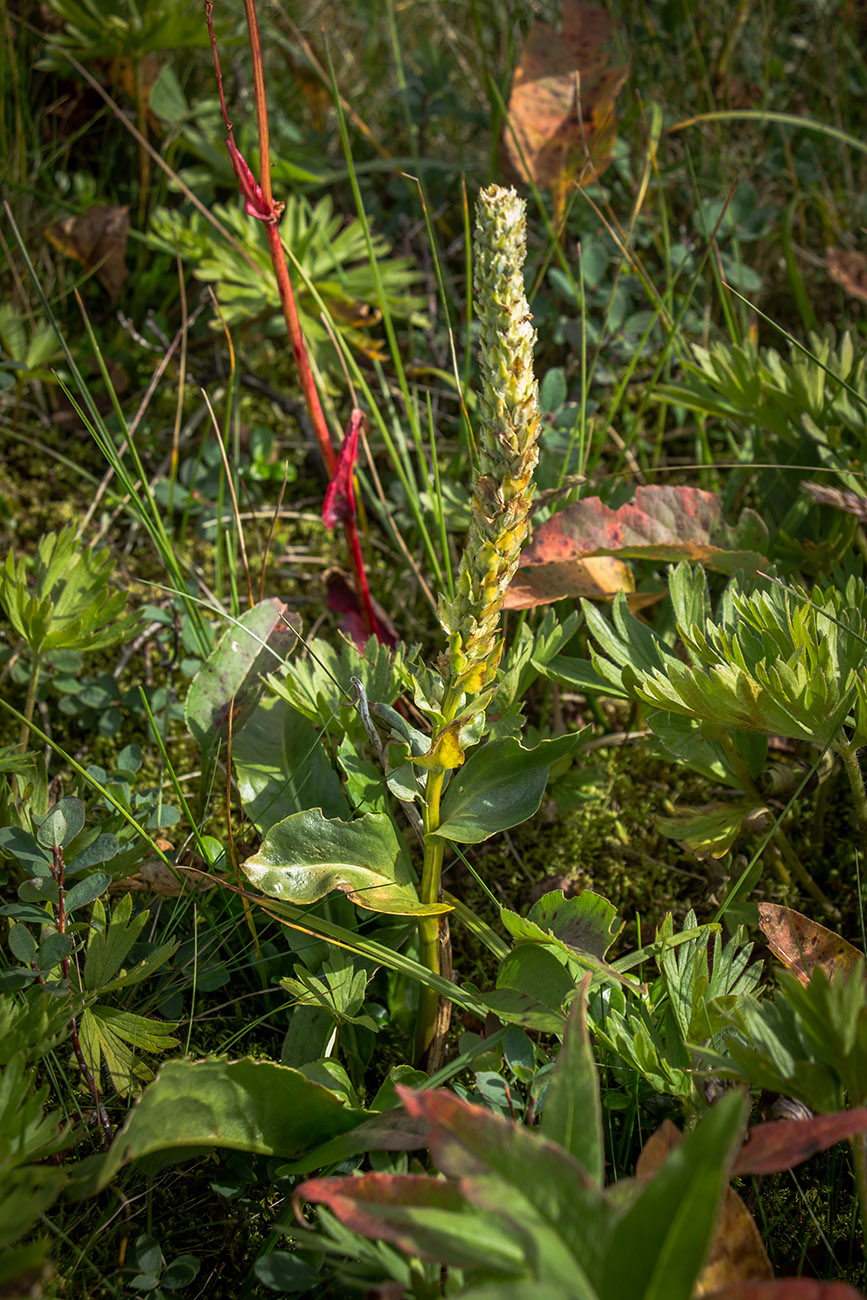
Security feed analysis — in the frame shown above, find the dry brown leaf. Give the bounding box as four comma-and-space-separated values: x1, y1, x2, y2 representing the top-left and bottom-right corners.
826, 247, 867, 304
503, 554, 633, 609
757, 903, 865, 986
504, 1, 629, 197
45, 204, 130, 296
636, 1120, 772, 1295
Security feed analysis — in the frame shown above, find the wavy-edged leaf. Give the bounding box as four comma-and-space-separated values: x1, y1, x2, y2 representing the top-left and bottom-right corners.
242, 808, 450, 916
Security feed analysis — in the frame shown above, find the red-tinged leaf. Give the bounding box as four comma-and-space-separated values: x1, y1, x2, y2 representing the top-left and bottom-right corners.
703, 1283, 866, 1299
635, 1119, 773, 1294
503, 554, 634, 610
325, 570, 397, 651
184, 599, 302, 749
505, 1, 629, 191
732, 1108, 867, 1178
323, 411, 363, 531
757, 904, 865, 986
292, 1172, 523, 1272
519, 485, 768, 577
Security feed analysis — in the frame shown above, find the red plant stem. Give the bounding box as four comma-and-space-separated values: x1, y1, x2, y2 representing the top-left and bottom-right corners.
206, 0, 379, 639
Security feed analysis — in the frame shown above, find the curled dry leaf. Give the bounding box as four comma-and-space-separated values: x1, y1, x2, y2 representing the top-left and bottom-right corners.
825, 247, 867, 304
636, 1120, 773, 1293
45, 204, 130, 296
757, 902, 865, 985
504, 0, 629, 194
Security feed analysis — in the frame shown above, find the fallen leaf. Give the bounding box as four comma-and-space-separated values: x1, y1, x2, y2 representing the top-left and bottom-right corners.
636, 1121, 772, 1293
503, 553, 633, 609
825, 247, 867, 304
45, 205, 130, 296
504, 0, 629, 200
757, 903, 865, 985
519, 484, 768, 576
732, 1107, 867, 1178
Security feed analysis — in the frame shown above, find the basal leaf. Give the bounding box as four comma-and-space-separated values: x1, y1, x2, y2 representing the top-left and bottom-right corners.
67, 1057, 371, 1199
242, 808, 450, 916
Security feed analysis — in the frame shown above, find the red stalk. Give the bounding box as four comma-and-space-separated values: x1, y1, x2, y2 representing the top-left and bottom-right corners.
205, 1, 383, 639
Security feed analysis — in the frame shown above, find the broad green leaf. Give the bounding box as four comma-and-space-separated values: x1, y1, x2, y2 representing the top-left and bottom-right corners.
435, 732, 586, 844
185, 599, 302, 750
500, 891, 635, 990
63, 872, 110, 913
541, 980, 603, 1184
242, 809, 450, 916
654, 800, 767, 859
601, 1089, 747, 1300
497, 943, 576, 1011
67, 1057, 371, 1199
232, 693, 347, 835
35, 796, 84, 849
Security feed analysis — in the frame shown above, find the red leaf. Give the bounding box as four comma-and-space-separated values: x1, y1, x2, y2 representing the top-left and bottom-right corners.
757, 903, 865, 986
326, 570, 397, 651
503, 554, 634, 610
732, 1108, 867, 1177
225, 138, 271, 221
293, 1172, 471, 1259
519, 485, 767, 577
323, 411, 362, 531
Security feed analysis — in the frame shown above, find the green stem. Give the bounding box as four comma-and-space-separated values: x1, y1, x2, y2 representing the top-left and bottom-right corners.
719, 731, 837, 916
18, 651, 40, 755
850, 1132, 867, 1266
838, 742, 867, 868
414, 687, 461, 1064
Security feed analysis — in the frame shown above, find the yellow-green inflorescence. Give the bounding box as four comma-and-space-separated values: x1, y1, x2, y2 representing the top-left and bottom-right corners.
440, 184, 541, 697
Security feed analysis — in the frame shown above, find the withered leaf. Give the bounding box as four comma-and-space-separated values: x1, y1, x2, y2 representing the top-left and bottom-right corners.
503, 553, 633, 609
825, 247, 867, 304
757, 903, 865, 986
636, 1121, 772, 1293
504, 1, 629, 192
45, 204, 130, 297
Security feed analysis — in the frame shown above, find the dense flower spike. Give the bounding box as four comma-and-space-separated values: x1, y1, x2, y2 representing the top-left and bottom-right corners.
440, 185, 541, 696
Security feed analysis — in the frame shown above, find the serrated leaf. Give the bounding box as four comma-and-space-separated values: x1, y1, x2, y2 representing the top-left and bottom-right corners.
242, 809, 450, 916
78, 1005, 179, 1096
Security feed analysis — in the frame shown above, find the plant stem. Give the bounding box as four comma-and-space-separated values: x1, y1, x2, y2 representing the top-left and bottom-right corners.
18, 651, 40, 754
720, 731, 838, 916
415, 687, 461, 1066
838, 741, 867, 871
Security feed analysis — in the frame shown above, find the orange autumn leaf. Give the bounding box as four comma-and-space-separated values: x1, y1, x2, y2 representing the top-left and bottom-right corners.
45, 204, 130, 297
503, 553, 634, 609
825, 246, 867, 304
504, 1, 629, 194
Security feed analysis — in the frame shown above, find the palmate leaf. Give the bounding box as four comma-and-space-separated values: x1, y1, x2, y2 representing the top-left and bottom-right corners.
82, 895, 178, 995
0, 1054, 71, 1171
79, 1006, 179, 1096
